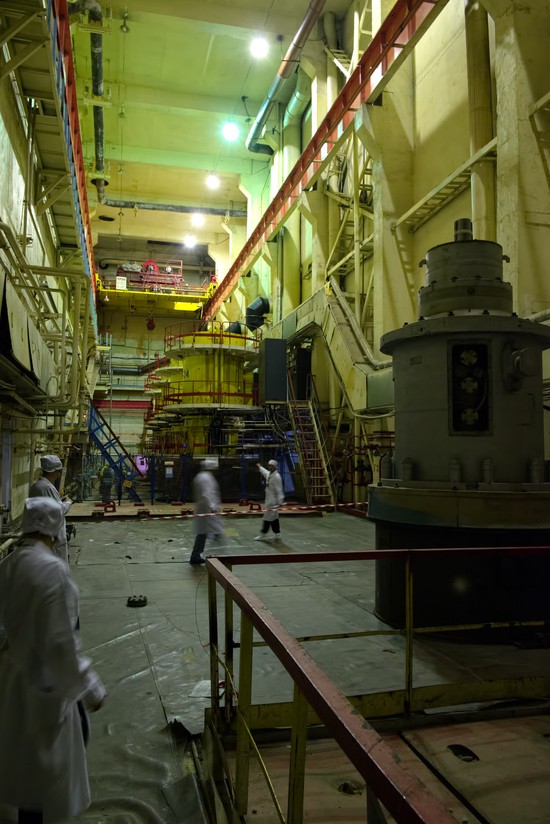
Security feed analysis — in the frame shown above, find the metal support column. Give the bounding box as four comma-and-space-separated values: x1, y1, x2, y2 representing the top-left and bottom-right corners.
287, 684, 309, 824
234, 613, 254, 816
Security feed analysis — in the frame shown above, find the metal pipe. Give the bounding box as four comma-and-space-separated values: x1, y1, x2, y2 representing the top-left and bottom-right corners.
282, 69, 310, 315
246, 0, 327, 155
69, 1, 106, 202
78, 283, 91, 427
89, 1, 106, 202
98, 257, 211, 271
465, 0, 495, 240
283, 68, 311, 129
67, 280, 82, 411
352, 131, 361, 323
101, 199, 246, 217
22, 104, 37, 249
0, 538, 18, 557
0, 227, 51, 321
323, 12, 339, 107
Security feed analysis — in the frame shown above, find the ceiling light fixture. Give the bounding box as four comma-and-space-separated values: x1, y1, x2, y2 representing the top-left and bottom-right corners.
191, 213, 205, 227
120, 11, 130, 33
221, 121, 239, 141
206, 174, 220, 190
183, 235, 197, 248
250, 37, 269, 58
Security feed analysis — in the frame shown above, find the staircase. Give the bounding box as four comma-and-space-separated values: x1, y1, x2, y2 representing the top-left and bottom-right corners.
88, 406, 143, 502
288, 383, 335, 507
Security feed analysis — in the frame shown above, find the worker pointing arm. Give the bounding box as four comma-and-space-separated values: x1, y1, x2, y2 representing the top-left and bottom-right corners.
254, 460, 284, 542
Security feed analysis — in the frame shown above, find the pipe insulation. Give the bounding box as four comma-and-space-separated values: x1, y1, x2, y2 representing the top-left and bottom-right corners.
101, 200, 246, 217
70, 1, 106, 201
246, 0, 326, 155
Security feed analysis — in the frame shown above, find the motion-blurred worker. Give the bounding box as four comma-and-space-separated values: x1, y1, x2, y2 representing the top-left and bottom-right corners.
189, 459, 224, 565
98, 463, 115, 503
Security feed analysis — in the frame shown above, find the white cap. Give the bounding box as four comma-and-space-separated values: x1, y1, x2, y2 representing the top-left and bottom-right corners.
268, 459, 278, 469
201, 459, 218, 470
40, 454, 63, 472
22, 497, 64, 537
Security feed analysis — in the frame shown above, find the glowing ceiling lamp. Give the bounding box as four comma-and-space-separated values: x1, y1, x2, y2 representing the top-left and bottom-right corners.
183, 235, 197, 248
250, 37, 268, 58
221, 121, 239, 141
206, 174, 220, 190
191, 213, 205, 227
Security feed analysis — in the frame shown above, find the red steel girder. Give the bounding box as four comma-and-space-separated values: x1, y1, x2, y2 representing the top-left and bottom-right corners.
203, 0, 446, 320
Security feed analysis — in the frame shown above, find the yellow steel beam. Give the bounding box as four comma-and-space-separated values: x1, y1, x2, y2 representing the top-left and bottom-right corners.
234, 613, 253, 817
288, 685, 308, 824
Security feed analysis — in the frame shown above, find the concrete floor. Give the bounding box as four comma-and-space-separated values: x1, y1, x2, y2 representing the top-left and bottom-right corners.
13, 510, 547, 824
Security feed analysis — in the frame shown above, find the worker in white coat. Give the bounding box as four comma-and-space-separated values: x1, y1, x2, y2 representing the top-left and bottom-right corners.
189, 459, 224, 565
254, 459, 285, 541
0, 497, 105, 824
29, 454, 73, 565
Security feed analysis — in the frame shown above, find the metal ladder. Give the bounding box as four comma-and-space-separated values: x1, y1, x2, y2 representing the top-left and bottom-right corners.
287, 380, 335, 507
88, 406, 143, 502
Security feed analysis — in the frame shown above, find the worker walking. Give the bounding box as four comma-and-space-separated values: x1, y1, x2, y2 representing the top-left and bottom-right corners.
98, 463, 115, 503
29, 454, 73, 565
189, 459, 224, 565
254, 459, 284, 542
0, 497, 105, 824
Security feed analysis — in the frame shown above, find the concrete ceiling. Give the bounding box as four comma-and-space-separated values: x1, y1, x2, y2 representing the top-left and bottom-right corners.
71, 0, 350, 259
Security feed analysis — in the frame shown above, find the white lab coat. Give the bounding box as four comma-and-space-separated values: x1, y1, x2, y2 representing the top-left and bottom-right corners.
29, 476, 72, 564
193, 471, 224, 536
259, 466, 285, 522
0, 539, 105, 823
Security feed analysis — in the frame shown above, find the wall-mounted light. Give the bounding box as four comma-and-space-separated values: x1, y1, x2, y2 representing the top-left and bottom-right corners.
183, 235, 197, 248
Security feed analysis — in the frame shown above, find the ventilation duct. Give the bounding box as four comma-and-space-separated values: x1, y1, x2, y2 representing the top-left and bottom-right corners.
70, 0, 106, 202
102, 200, 246, 218
228, 321, 242, 334
246, 0, 326, 155
246, 297, 270, 330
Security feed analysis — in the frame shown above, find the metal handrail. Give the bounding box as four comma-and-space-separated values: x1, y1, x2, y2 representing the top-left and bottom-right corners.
159, 380, 255, 407
164, 319, 262, 353
206, 545, 550, 823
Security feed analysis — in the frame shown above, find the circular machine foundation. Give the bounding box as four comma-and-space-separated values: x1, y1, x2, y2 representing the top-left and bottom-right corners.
368, 485, 550, 629
373, 520, 550, 629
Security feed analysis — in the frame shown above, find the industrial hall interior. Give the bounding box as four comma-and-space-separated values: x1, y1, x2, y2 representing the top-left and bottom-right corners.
1, 0, 550, 821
